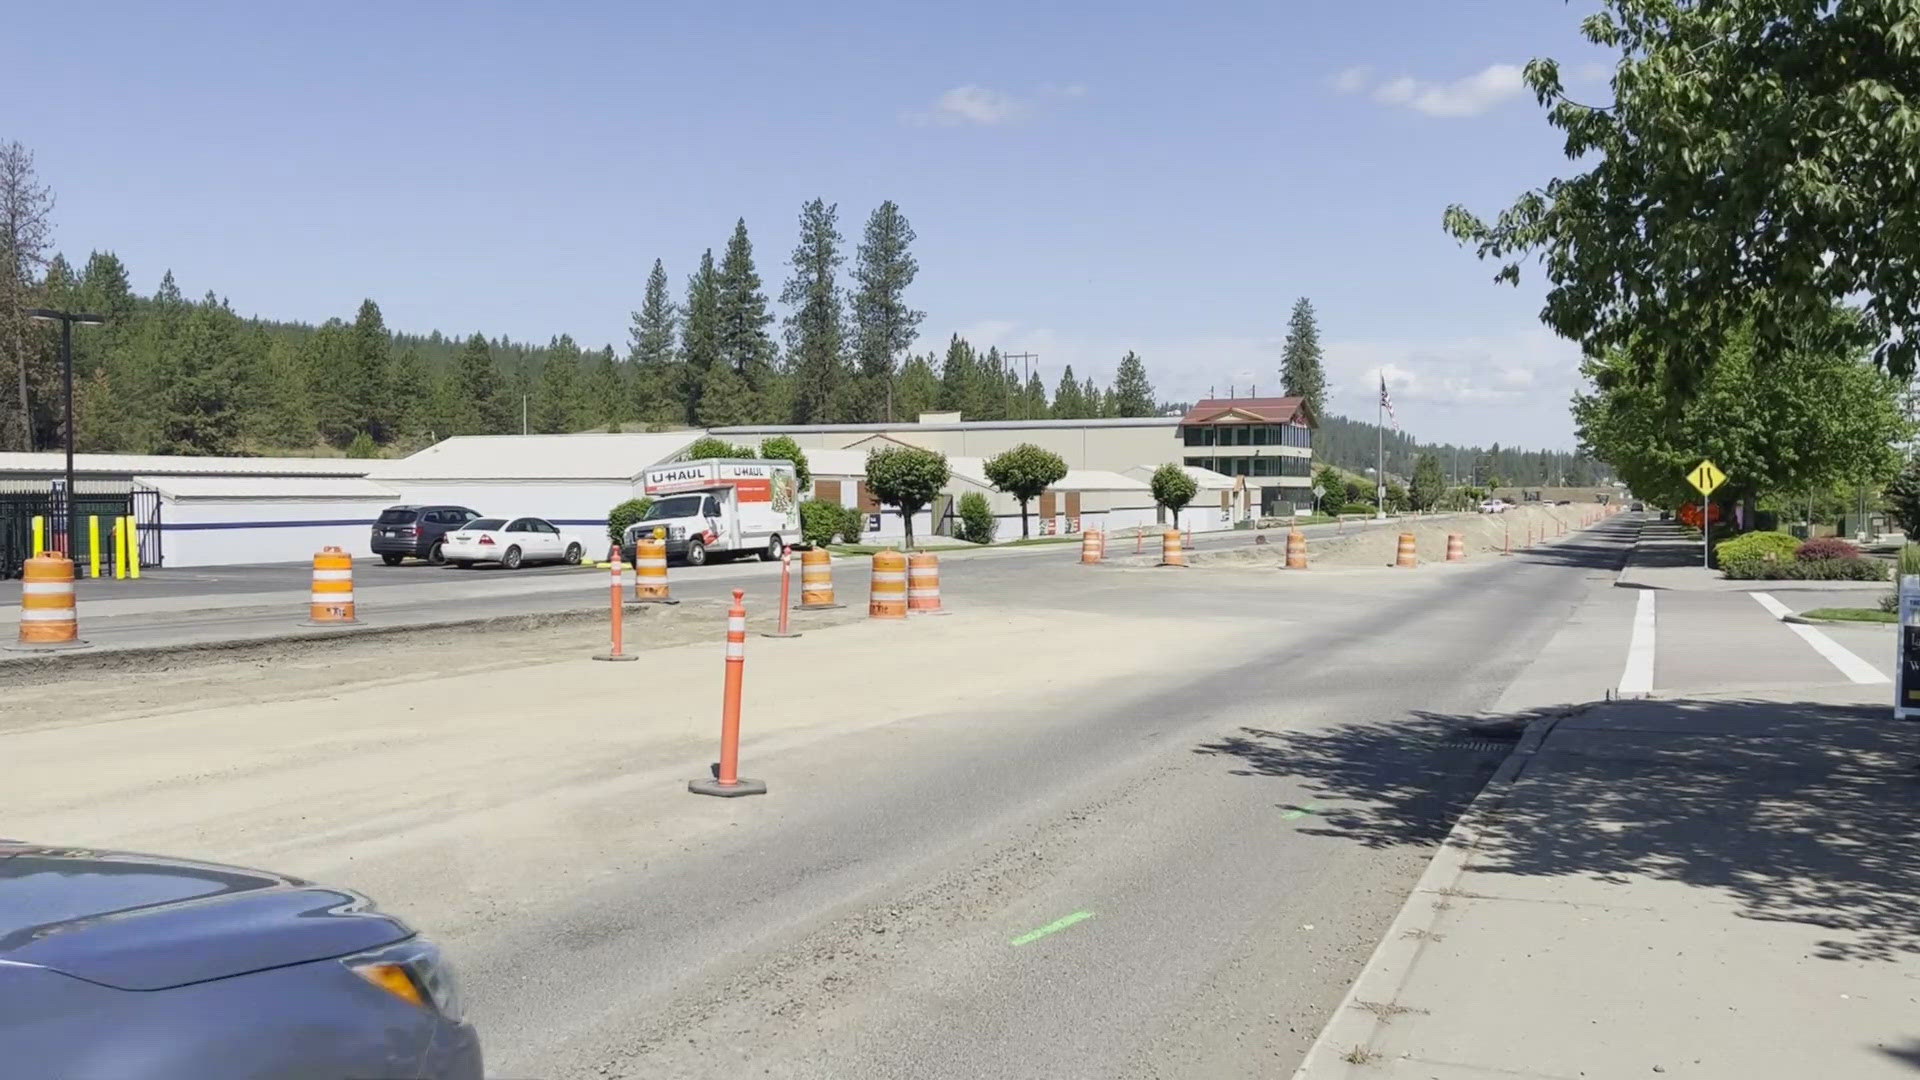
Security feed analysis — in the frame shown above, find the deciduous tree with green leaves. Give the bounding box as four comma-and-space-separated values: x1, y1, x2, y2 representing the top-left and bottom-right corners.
1443, 0, 1920, 385
1409, 453, 1446, 511
1150, 463, 1198, 527
757, 434, 811, 490
983, 443, 1069, 538
683, 435, 756, 460
865, 445, 949, 549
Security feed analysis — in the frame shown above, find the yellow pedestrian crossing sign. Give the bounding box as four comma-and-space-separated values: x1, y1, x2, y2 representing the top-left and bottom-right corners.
1687, 459, 1726, 496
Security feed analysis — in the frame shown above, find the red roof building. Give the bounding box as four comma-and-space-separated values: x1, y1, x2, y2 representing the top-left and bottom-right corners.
1177, 396, 1319, 517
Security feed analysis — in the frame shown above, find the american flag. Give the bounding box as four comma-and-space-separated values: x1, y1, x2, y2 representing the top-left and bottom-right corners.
1379, 375, 1398, 431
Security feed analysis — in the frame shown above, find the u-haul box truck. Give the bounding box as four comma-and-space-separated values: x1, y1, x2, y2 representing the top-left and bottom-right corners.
626, 458, 801, 565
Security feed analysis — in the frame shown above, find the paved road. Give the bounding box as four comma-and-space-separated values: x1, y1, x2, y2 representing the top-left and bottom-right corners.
0, 515, 1443, 655
447, 519, 1638, 1077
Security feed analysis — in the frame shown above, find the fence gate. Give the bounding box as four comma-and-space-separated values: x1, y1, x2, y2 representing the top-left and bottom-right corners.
0, 482, 158, 579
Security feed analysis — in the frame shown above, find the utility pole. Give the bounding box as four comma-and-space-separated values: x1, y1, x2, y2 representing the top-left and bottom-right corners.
1004, 352, 1038, 385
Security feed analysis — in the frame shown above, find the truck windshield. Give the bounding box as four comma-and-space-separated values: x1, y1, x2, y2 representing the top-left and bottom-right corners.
643, 495, 706, 521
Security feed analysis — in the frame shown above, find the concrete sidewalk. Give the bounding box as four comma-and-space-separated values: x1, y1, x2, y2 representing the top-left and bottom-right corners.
1294, 686, 1920, 1079
1618, 520, 1892, 597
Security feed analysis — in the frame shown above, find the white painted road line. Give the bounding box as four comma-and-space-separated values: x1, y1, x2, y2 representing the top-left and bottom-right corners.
1751, 592, 1890, 685
1619, 589, 1656, 696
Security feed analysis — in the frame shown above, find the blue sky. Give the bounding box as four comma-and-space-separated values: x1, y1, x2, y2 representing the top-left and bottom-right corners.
14, 1, 1613, 448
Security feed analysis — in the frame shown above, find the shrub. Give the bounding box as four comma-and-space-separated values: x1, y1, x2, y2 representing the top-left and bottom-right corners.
1714, 530, 1799, 566
838, 505, 867, 544
1900, 543, 1920, 579
1340, 501, 1379, 516
345, 431, 380, 459
1795, 536, 1860, 561
957, 491, 995, 544
1879, 591, 1899, 614
606, 497, 654, 545
799, 499, 842, 547
1722, 556, 1887, 581
683, 436, 756, 460
758, 435, 811, 490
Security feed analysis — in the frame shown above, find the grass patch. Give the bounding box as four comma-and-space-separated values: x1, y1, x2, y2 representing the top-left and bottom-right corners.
993, 535, 1085, 547
1798, 607, 1897, 624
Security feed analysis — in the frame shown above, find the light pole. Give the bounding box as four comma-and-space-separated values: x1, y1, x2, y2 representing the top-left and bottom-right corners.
26, 308, 106, 560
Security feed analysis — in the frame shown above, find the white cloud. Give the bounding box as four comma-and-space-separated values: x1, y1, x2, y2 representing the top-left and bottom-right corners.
1330, 65, 1373, 94
1362, 63, 1527, 118
908, 82, 1090, 127
920, 85, 1026, 126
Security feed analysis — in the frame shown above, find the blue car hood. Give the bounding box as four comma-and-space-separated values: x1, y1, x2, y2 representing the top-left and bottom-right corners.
0, 844, 413, 990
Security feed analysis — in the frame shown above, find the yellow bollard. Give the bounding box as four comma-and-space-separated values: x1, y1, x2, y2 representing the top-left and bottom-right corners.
88, 516, 101, 579
31, 515, 44, 557
113, 518, 127, 580
125, 515, 141, 579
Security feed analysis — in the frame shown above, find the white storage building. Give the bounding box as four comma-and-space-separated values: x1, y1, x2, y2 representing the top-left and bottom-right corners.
369, 432, 703, 533
136, 475, 403, 568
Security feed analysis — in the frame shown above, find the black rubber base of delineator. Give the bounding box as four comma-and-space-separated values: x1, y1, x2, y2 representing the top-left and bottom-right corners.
632, 597, 680, 605
5, 638, 91, 652
1156, 563, 1189, 569
689, 777, 768, 798
299, 619, 361, 628
759, 630, 803, 639
794, 602, 846, 610
592, 652, 640, 662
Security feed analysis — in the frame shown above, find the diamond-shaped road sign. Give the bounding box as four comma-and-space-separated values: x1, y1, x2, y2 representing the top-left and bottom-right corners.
1687, 460, 1726, 497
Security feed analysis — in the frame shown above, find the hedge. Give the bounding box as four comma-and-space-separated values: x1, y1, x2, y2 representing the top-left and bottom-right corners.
1714, 530, 1798, 566
1721, 556, 1886, 581
1795, 537, 1861, 561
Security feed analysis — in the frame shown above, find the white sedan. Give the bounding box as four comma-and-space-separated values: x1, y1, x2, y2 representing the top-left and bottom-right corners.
442, 516, 588, 569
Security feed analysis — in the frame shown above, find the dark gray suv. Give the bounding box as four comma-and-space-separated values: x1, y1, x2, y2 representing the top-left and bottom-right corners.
370, 505, 481, 566
0, 843, 482, 1079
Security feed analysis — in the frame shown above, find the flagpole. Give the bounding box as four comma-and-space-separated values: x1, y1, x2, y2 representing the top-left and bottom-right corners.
1376, 377, 1386, 520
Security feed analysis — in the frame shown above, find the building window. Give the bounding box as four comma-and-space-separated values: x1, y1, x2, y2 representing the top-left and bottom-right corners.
1252, 426, 1269, 446
1183, 427, 1203, 447
1234, 426, 1252, 446
1253, 457, 1276, 476
1184, 456, 1213, 471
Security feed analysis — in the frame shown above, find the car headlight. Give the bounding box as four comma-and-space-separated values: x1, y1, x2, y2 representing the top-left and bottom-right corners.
344, 937, 465, 1023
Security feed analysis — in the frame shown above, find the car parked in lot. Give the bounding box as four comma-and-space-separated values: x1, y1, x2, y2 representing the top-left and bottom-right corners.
371, 505, 482, 566
0, 842, 481, 1079
1478, 498, 1509, 514
441, 516, 586, 569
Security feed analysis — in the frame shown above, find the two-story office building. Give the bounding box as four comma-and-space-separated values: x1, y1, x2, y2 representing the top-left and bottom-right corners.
1177, 396, 1318, 516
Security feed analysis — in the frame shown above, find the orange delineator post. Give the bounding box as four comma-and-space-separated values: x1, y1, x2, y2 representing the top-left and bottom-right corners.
633, 537, 675, 603
1081, 530, 1104, 565
594, 547, 637, 661
305, 546, 357, 625
1395, 532, 1418, 568
797, 547, 840, 609
1446, 532, 1465, 561
1159, 528, 1187, 567
869, 549, 908, 619
1502, 520, 1512, 556
12, 553, 86, 650
1135, 528, 1144, 555
688, 589, 766, 798
1285, 529, 1307, 570
764, 548, 802, 637
907, 551, 946, 615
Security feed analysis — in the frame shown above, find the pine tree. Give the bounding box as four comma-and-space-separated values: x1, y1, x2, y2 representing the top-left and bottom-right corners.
256, 337, 316, 447
896, 351, 940, 419
628, 259, 679, 423
1111, 350, 1156, 416
1023, 370, 1048, 419
588, 345, 623, 430
455, 332, 509, 434
0, 141, 55, 450
533, 333, 584, 433
1083, 376, 1104, 418
346, 299, 395, 443
972, 347, 1008, 421
781, 199, 846, 423
696, 357, 756, 426
848, 201, 924, 420
387, 346, 426, 439
1053, 365, 1084, 419
715, 219, 776, 394
680, 250, 720, 425
937, 334, 977, 413
153, 293, 249, 455
1280, 297, 1327, 418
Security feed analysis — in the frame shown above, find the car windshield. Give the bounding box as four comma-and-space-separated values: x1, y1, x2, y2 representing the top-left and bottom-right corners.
642, 495, 706, 521
463, 518, 506, 531
377, 509, 417, 525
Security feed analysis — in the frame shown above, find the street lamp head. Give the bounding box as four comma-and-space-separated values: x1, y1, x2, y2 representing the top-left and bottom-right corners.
25, 308, 57, 323
75, 314, 106, 326
23, 309, 105, 326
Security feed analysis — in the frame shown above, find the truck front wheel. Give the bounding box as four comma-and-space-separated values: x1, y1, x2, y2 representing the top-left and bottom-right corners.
684, 539, 708, 566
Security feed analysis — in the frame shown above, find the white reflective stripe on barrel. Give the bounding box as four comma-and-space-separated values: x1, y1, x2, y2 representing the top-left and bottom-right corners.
19, 609, 74, 622
312, 593, 354, 604
871, 572, 907, 583
725, 642, 744, 658
637, 559, 668, 569
21, 582, 73, 595
311, 569, 353, 581
728, 617, 746, 633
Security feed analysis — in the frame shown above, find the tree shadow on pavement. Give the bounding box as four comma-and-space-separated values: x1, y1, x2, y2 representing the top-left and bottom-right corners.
1880, 1040, 1920, 1073
1194, 698, 1920, 964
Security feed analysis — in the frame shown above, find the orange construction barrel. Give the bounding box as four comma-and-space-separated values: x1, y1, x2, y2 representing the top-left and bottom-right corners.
798, 547, 841, 609
13, 553, 86, 650
1395, 533, 1418, 568
869, 549, 908, 619
305, 546, 357, 625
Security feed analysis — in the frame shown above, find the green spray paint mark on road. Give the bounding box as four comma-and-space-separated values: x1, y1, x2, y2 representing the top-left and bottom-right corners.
1011, 910, 1094, 946
1282, 804, 1321, 821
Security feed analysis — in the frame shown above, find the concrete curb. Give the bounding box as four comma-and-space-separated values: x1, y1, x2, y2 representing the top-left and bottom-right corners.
0, 600, 720, 683
1612, 516, 1653, 589
1288, 707, 1575, 1079
1783, 612, 1896, 629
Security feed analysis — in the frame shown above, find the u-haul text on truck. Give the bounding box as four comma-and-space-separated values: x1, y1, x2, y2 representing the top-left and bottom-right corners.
626, 458, 801, 566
